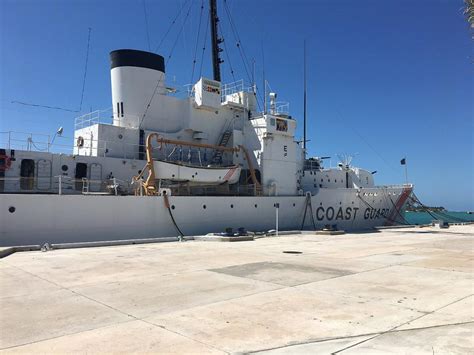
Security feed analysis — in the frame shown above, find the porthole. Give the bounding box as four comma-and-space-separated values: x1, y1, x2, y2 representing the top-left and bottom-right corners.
203, 205, 206, 209
254, 204, 258, 208
230, 204, 234, 208
171, 205, 175, 210
8, 206, 15, 213
293, 203, 296, 207
118, 134, 123, 139
61, 165, 68, 172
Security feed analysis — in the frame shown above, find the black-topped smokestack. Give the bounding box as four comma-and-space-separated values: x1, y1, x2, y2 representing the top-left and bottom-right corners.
110, 49, 166, 129
110, 49, 165, 73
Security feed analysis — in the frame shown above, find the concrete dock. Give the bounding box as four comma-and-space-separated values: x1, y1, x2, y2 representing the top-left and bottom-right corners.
1, 225, 473, 354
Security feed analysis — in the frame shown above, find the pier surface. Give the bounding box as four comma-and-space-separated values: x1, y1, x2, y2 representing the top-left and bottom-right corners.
1, 225, 473, 354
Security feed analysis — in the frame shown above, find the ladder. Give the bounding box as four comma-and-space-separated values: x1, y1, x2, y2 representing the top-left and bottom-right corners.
211, 130, 232, 164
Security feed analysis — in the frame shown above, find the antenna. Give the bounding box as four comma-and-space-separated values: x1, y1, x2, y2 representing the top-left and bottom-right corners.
252, 58, 256, 93
303, 39, 307, 154
262, 42, 266, 114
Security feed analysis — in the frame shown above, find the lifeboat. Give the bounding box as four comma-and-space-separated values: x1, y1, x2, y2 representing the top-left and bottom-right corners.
153, 160, 241, 185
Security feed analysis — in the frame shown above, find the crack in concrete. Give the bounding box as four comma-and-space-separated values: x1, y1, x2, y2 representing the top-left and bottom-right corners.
333, 294, 474, 354
245, 320, 474, 355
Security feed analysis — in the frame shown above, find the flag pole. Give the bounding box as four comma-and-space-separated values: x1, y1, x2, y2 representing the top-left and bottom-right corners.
404, 158, 408, 184
401, 157, 408, 184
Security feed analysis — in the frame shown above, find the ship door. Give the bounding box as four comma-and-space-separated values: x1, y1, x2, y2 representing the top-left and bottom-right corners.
89, 163, 102, 192
36, 159, 52, 190
20, 159, 35, 190
75, 162, 87, 191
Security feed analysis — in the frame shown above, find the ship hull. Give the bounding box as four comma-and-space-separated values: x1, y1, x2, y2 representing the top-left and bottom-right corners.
0, 186, 412, 247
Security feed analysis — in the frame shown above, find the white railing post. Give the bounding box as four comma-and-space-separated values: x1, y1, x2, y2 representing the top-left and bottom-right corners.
113, 177, 118, 196
58, 175, 62, 195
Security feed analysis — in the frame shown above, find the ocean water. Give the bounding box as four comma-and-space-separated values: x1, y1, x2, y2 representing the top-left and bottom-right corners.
404, 211, 474, 225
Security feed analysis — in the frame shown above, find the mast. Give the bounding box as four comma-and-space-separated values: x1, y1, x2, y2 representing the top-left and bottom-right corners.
303, 40, 307, 154
209, 0, 222, 82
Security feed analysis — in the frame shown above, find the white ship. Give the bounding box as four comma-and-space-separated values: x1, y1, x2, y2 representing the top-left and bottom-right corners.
0, 1, 413, 247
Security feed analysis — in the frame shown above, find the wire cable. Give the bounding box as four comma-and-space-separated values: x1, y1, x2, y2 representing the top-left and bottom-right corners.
190, 0, 205, 84
11, 27, 91, 114
410, 192, 470, 223
78, 27, 91, 112
10, 101, 79, 113
222, 0, 252, 84
334, 109, 399, 174
166, 0, 195, 63
143, 0, 151, 51
138, 1, 194, 129
198, 10, 211, 78
357, 192, 410, 225
218, 21, 236, 83
154, 0, 191, 52
163, 193, 185, 239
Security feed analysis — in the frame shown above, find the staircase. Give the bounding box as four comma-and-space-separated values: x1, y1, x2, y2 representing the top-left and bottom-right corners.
211, 130, 232, 164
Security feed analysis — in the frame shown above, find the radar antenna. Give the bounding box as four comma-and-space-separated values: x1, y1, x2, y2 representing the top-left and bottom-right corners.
337, 153, 358, 169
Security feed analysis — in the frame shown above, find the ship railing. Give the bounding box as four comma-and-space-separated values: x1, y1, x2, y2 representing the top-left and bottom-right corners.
274, 101, 290, 115
74, 108, 113, 130
221, 79, 254, 101
378, 184, 414, 189
184, 83, 195, 97
0, 176, 134, 195
0, 131, 72, 154
0, 176, 259, 197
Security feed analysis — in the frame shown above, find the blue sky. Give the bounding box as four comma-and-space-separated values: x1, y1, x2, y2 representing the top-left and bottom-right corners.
1, 0, 473, 210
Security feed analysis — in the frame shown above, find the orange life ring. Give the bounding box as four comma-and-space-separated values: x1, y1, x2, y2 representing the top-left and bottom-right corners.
0, 154, 12, 172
